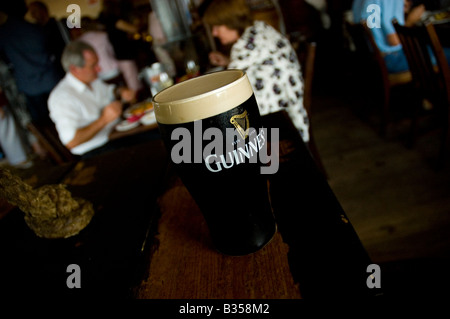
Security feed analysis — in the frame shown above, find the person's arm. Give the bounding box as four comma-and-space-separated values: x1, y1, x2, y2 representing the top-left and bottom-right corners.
386, 33, 401, 46
114, 86, 136, 102
386, 4, 425, 46
209, 51, 230, 67
115, 19, 138, 34
66, 100, 122, 150
405, 4, 425, 26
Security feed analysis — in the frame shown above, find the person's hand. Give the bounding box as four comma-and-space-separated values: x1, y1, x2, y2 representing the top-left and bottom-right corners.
119, 87, 136, 103
406, 4, 425, 26
101, 100, 123, 124
209, 51, 230, 67
66, 101, 123, 150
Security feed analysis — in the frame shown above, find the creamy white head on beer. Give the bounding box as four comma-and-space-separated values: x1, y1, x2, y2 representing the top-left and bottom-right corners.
153, 70, 253, 124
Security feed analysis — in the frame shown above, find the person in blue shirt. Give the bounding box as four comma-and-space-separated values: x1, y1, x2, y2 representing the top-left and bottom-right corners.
353, 0, 450, 74
352, 0, 428, 73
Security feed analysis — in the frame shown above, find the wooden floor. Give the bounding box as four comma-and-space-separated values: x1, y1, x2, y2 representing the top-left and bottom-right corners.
309, 44, 450, 295
313, 92, 450, 263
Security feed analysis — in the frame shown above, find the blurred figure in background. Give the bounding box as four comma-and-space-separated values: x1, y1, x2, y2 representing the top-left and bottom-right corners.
48, 41, 135, 157
202, 0, 309, 142
0, 1, 62, 123
352, 0, 450, 73
0, 57, 47, 160
98, 0, 142, 93
0, 87, 32, 168
27, 1, 69, 77
77, 17, 123, 85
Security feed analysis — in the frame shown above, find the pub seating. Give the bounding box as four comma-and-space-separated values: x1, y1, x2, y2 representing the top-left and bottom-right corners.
393, 19, 450, 167
346, 21, 412, 137
297, 41, 328, 178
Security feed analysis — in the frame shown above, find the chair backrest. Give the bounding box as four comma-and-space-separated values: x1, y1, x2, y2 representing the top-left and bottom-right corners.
296, 41, 328, 178
27, 120, 78, 165
299, 42, 316, 117
393, 19, 450, 105
346, 21, 391, 100
345, 21, 391, 89
393, 20, 450, 166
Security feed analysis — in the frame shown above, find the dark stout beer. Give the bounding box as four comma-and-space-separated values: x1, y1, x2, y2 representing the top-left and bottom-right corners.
153, 70, 276, 256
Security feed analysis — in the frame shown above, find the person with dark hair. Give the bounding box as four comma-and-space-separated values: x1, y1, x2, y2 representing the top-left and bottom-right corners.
48, 41, 135, 156
203, 0, 309, 142
27, 1, 69, 75
0, 1, 62, 123
98, 0, 142, 92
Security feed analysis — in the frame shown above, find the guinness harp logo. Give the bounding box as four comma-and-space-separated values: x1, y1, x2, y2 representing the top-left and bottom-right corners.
230, 110, 250, 140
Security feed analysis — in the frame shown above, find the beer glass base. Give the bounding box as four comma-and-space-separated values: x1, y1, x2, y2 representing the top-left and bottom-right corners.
213, 223, 278, 257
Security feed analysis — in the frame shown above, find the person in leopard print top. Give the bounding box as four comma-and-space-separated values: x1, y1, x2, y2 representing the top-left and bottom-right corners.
203, 0, 309, 142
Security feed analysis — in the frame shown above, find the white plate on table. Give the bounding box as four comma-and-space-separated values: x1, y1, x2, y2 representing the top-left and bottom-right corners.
123, 100, 154, 118
115, 119, 140, 131
140, 111, 157, 126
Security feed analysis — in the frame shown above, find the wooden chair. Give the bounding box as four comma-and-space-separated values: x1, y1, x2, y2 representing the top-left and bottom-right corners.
346, 21, 412, 136
297, 41, 328, 178
393, 20, 450, 166
27, 120, 79, 165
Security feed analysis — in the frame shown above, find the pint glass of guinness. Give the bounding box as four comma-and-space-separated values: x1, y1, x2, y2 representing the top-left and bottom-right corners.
153, 70, 276, 256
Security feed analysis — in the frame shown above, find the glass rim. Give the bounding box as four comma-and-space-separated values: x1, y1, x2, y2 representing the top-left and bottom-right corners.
152, 69, 253, 125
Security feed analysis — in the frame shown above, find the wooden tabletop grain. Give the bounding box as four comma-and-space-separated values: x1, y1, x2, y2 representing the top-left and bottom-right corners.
132, 111, 376, 299
133, 176, 302, 299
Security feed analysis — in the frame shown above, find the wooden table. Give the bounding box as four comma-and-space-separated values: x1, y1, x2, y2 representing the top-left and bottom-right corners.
0, 111, 378, 300
0, 139, 168, 298
133, 111, 376, 299
109, 120, 158, 141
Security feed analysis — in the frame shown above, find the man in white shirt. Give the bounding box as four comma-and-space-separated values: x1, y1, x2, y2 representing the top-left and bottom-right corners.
48, 40, 135, 156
